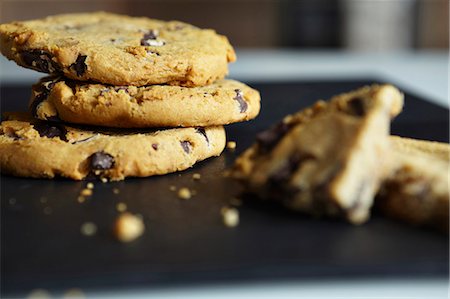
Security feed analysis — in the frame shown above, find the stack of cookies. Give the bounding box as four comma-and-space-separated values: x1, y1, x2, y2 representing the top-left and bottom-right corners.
0, 12, 260, 181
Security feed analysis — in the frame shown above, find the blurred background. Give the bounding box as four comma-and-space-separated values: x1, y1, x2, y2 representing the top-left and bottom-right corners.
0, 0, 448, 51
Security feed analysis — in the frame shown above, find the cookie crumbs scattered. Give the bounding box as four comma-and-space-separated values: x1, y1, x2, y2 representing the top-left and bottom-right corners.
192, 173, 201, 180
178, 187, 191, 200
112, 188, 120, 194
221, 206, 239, 227
227, 141, 237, 150
116, 202, 127, 212
86, 182, 94, 189
27, 288, 51, 299
80, 222, 97, 236
229, 197, 242, 206
169, 185, 177, 191
113, 212, 145, 242
80, 188, 93, 197
101, 177, 108, 183
62, 288, 85, 299
43, 206, 52, 215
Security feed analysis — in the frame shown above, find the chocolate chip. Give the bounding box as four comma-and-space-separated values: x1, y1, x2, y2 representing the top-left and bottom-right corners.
256, 121, 292, 153
141, 30, 161, 46
20, 50, 60, 73
30, 78, 59, 117
152, 143, 158, 150
64, 79, 78, 94
34, 123, 67, 141
347, 97, 366, 116
3, 128, 22, 140
269, 152, 315, 184
181, 141, 192, 154
72, 135, 97, 144
70, 55, 87, 76
233, 89, 248, 113
114, 86, 128, 93
195, 128, 209, 144
89, 152, 115, 170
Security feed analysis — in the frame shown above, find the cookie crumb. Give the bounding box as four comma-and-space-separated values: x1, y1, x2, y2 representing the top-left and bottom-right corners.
177, 187, 191, 199
43, 206, 52, 215
77, 196, 85, 203
169, 185, 177, 191
116, 202, 127, 212
62, 288, 85, 298
80, 222, 97, 236
221, 207, 239, 227
101, 177, 108, 183
27, 288, 51, 299
114, 212, 145, 242
80, 189, 93, 197
227, 141, 237, 150
86, 182, 94, 190
112, 188, 120, 194
192, 173, 201, 180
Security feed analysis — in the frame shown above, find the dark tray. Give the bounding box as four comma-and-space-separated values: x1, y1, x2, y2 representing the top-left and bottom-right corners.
1, 79, 448, 297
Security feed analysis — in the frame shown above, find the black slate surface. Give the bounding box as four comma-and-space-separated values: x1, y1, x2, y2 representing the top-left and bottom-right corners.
1, 80, 448, 297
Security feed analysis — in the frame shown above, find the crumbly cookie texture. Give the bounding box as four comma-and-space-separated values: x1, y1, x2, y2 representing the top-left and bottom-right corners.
231, 85, 404, 224
376, 136, 449, 232
0, 12, 236, 86
30, 76, 260, 128
0, 112, 226, 180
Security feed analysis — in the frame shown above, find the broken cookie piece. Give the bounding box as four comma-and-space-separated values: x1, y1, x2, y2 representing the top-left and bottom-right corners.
231, 85, 404, 224
376, 136, 449, 232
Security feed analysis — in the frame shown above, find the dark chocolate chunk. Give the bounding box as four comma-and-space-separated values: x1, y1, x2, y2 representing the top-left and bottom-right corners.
3, 128, 22, 140
195, 128, 209, 144
34, 123, 68, 141
70, 55, 88, 76
269, 152, 315, 184
233, 89, 248, 113
152, 143, 158, 150
141, 30, 158, 46
45, 115, 62, 122
256, 121, 292, 153
347, 97, 366, 116
114, 86, 128, 93
180, 141, 192, 154
20, 50, 60, 73
90, 152, 115, 170
30, 78, 59, 117
64, 79, 78, 94
72, 135, 97, 144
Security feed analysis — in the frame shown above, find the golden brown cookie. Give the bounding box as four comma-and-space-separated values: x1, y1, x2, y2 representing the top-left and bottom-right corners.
30, 76, 260, 128
376, 136, 449, 232
0, 113, 226, 181
0, 12, 236, 86
231, 85, 404, 224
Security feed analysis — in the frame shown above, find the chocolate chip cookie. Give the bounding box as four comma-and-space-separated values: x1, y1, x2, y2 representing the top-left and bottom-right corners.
231, 85, 404, 224
0, 113, 226, 180
376, 136, 449, 232
0, 12, 236, 86
30, 76, 260, 128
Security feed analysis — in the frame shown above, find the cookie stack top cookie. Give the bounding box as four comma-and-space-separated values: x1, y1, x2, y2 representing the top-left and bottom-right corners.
0, 12, 236, 86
